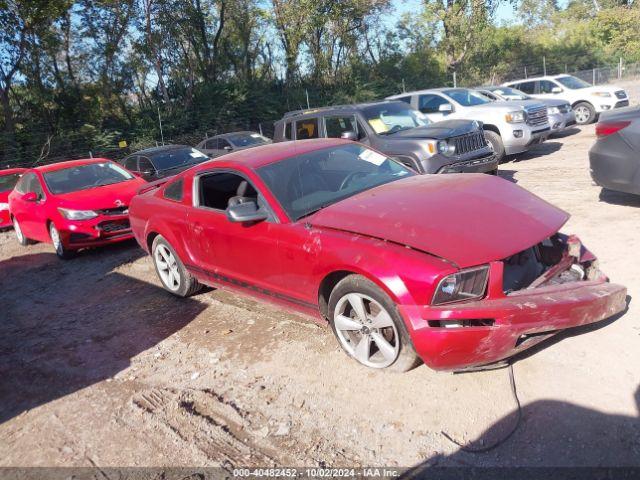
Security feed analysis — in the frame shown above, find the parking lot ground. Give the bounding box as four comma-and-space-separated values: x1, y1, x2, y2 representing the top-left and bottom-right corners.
1, 122, 639, 469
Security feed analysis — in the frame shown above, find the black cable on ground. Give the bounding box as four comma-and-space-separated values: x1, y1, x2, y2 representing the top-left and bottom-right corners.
441, 362, 522, 453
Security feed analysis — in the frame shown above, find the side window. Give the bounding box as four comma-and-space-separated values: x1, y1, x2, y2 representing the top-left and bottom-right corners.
205, 138, 218, 150
295, 118, 319, 140
396, 96, 412, 104
198, 172, 258, 210
15, 173, 33, 194
32, 176, 44, 198
138, 157, 155, 174
539, 80, 556, 94
124, 156, 138, 171
163, 178, 184, 202
218, 139, 232, 150
285, 122, 292, 140
482, 91, 498, 100
324, 115, 358, 138
418, 94, 449, 114
516, 81, 536, 94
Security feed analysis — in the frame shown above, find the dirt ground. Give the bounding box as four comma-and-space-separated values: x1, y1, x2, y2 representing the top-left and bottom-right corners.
2, 108, 640, 470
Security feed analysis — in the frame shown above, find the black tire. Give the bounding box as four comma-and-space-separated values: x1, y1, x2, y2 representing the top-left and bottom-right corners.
574, 102, 596, 125
151, 235, 202, 297
327, 274, 421, 372
12, 216, 32, 246
484, 130, 506, 163
49, 222, 76, 260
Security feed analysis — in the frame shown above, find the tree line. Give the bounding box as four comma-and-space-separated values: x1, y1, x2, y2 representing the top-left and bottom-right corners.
1, 0, 638, 166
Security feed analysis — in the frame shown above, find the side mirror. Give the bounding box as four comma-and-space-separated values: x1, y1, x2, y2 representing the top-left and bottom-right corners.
23, 192, 38, 202
226, 200, 268, 223
223, 146, 233, 151
340, 131, 358, 141
551, 87, 562, 94
439, 103, 454, 113
141, 170, 154, 176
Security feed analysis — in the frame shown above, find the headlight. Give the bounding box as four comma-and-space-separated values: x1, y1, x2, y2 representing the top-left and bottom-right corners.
547, 106, 560, 115
0, 202, 8, 211
427, 140, 454, 156
505, 111, 526, 123
58, 208, 98, 220
432, 265, 490, 305
592, 92, 611, 98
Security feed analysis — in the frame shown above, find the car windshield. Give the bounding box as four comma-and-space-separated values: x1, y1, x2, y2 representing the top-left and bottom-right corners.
150, 147, 208, 171
489, 87, 530, 100
43, 162, 134, 194
443, 88, 491, 106
0, 173, 22, 193
227, 133, 271, 147
361, 102, 431, 135
257, 144, 415, 221
556, 76, 591, 90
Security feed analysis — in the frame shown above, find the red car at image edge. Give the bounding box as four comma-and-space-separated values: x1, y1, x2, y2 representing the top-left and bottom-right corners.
128, 138, 627, 371
8, 158, 146, 258
0, 168, 27, 228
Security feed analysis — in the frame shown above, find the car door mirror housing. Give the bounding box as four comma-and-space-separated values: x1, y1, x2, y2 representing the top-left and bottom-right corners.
439, 103, 454, 113
23, 192, 38, 202
552, 87, 562, 94
226, 200, 268, 223
223, 145, 233, 151
340, 131, 358, 141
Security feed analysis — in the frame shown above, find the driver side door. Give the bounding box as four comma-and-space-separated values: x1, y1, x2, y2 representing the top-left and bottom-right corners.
418, 94, 452, 122
12, 173, 49, 241
186, 169, 287, 299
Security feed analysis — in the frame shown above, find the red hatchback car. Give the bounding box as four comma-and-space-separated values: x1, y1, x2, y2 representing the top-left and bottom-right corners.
8, 158, 146, 259
0, 168, 27, 228
129, 139, 627, 371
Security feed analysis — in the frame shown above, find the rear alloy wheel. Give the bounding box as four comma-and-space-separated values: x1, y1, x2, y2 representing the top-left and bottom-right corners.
13, 217, 31, 246
50, 222, 75, 259
151, 235, 202, 297
574, 102, 596, 125
328, 275, 421, 372
483, 130, 506, 163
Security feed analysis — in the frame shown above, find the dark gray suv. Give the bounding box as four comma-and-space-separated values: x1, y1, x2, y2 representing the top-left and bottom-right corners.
273, 101, 497, 174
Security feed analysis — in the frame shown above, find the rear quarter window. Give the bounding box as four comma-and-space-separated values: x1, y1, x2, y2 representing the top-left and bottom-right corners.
163, 178, 184, 202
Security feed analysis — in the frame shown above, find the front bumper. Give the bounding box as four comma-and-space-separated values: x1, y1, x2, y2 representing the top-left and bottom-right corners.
58, 214, 134, 250
437, 153, 498, 175
0, 209, 11, 229
548, 112, 577, 133
595, 98, 629, 113
503, 126, 550, 155
400, 251, 627, 371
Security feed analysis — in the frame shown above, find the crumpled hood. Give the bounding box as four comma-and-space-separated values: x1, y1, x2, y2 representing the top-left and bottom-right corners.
309, 174, 569, 268
390, 119, 481, 140
55, 178, 146, 210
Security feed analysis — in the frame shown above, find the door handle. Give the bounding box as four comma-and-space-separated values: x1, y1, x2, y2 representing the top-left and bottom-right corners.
193, 222, 204, 234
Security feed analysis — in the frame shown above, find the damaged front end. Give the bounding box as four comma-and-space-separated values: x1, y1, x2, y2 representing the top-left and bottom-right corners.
503, 233, 606, 293
402, 233, 628, 371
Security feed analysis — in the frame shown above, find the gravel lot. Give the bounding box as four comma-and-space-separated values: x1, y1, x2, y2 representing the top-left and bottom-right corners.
1, 100, 640, 470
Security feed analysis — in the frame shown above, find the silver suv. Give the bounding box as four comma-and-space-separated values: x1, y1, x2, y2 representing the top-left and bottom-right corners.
387, 88, 550, 162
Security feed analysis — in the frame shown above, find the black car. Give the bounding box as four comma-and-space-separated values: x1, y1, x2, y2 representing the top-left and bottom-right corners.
120, 145, 210, 181
272, 101, 497, 174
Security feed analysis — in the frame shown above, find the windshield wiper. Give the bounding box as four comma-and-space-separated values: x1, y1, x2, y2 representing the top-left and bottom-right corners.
296, 203, 333, 221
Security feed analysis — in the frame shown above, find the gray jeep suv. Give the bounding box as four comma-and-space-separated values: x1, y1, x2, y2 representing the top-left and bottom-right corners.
272, 101, 497, 174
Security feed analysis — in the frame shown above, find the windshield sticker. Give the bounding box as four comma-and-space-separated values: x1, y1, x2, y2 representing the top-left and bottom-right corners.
359, 149, 386, 166
368, 118, 388, 134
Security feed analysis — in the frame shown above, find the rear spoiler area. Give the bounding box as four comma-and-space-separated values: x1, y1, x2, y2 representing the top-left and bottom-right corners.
137, 177, 170, 195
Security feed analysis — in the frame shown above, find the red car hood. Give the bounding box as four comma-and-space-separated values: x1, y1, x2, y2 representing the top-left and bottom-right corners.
55, 179, 146, 210
309, 174, 569, 268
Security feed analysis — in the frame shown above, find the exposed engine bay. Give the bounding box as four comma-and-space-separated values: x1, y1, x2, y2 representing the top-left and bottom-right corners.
502, 233, 604, 293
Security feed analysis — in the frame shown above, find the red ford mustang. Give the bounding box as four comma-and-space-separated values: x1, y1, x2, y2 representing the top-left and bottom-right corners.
8, 158, 146, 259
0, 168, 27, 228
129, 139, 627, 371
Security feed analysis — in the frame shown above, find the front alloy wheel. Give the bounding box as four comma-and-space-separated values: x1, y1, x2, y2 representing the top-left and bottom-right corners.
50, 223, 75, 259
13, 217, 29, 246
328, 274, 421, 372
574, 102, 595, 125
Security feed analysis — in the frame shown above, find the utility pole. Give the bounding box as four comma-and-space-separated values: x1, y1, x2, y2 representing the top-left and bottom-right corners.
453, 71, 457, 88
305, 89, 310, 109
402, 78, 406, 93
157, 106, 165, 145
543, 56, 547, 76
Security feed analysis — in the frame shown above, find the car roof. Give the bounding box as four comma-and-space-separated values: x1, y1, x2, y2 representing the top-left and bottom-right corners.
135, 144, 191, 155
201, 131, 262, 142
192, 138, 351, 171
388, 87, 466, 98
34, 158, 113, 173
0, 167, 27, 176
505, 74, 571, 83
281, 100, 404, 120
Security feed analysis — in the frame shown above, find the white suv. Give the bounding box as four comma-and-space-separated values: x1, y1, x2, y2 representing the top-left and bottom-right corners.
502, 75, 629, 125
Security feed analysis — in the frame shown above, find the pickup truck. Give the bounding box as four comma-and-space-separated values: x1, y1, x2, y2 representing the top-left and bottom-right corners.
387, 88, 550, 162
